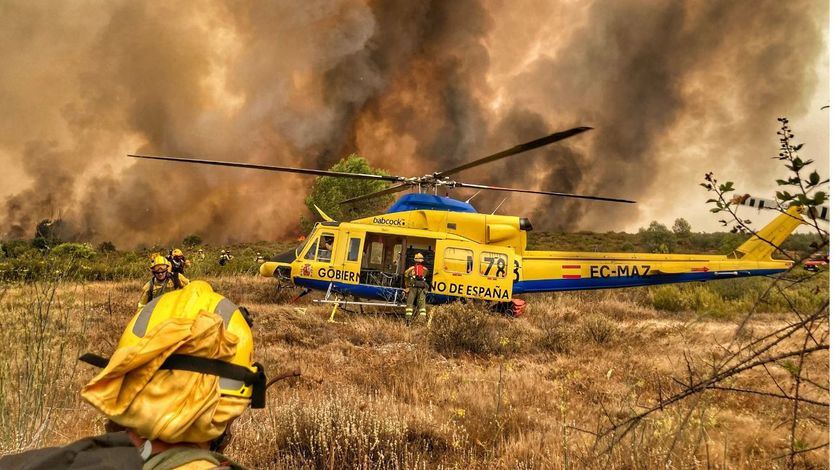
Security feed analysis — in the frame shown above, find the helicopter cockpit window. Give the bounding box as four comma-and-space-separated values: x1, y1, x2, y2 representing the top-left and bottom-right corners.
318, 233, 335, 262
304, 240, 317, 260
444, 247, 473, 274
347, 237, 362, 262
295, 228, 316, 257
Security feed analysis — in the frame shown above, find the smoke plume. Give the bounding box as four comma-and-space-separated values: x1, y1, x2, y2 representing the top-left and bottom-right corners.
0, 0, 827, 246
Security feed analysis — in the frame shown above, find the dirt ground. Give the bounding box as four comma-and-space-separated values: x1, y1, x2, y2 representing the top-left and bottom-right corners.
0, 275, 828, 469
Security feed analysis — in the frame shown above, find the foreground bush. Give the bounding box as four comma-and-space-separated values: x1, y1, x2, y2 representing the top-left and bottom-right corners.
427, 304, 529, 356
263, 392, 450, 469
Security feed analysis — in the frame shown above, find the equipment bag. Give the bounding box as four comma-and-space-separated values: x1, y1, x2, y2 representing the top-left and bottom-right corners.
510, 299, 526, 317
0, 432, 143, 469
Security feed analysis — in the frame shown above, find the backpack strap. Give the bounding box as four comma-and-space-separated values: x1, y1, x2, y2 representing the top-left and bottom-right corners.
79, 353, 268, 409
171, 272, 182, 289
144, 446, 246, 470
146, 278, 155, 304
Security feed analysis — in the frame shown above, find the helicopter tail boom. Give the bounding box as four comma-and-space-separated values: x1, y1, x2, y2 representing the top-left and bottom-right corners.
515, 208, 803, 294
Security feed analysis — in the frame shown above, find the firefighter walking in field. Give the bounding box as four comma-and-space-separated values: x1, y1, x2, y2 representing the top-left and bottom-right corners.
167, 248, 189, 276
138, 255, 190, 309
403, 252, 428, 320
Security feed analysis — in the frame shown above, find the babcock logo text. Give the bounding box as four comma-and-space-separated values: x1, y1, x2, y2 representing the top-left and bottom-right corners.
372, 217, 406, 226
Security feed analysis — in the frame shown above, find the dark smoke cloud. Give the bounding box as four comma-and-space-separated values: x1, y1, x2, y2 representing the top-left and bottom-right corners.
501, 0, 827, 230
0, 0, 827, 246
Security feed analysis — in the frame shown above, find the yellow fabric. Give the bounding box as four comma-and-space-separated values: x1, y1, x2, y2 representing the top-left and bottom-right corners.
138, 274, 190, 309
169, 460, 219, 470
83, 283, 250, 444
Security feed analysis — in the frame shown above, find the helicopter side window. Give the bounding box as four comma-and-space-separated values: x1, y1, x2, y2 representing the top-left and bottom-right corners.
444, 247, 474, 274
318, 233, 335, 262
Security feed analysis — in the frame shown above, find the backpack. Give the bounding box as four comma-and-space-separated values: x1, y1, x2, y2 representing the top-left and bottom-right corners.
0, 432, 143, 469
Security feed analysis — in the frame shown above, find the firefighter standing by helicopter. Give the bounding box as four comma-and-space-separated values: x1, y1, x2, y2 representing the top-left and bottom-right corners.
138, 255, 189, 309
403, 252, 428, 320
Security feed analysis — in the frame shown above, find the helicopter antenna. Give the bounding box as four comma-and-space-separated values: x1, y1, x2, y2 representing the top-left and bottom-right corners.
491, 197, 508, 215
465, 190, 482, 203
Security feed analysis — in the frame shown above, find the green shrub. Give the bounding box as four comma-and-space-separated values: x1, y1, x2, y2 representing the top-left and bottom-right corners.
50, 243, 97, 260
650, 284, 723, 314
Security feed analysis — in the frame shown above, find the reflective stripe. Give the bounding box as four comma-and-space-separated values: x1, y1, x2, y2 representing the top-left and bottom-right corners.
213, 298, 238, 327
132, 295, 163, 337
213, 299, 243, 392
220, 377, 245, 391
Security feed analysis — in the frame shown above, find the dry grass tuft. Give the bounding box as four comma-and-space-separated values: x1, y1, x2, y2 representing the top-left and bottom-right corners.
428, 303, 530, 356
579, 314, 617, 344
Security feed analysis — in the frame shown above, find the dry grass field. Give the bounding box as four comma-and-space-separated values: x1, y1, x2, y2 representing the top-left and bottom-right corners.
0, 274, 828, 469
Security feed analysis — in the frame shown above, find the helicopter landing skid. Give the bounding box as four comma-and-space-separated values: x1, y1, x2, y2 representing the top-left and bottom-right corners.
315, 283, 405, 322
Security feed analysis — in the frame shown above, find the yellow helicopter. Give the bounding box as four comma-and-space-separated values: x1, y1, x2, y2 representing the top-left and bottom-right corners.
129, 127, 806, 313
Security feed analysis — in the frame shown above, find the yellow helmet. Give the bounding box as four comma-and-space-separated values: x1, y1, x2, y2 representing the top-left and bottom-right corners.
414, 252, 424, 262
172, 248, 184, 257
150, 255, 169, 271
80, 281, 265, 443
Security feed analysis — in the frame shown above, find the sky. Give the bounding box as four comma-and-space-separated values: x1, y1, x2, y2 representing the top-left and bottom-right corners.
0, 0, 828, 246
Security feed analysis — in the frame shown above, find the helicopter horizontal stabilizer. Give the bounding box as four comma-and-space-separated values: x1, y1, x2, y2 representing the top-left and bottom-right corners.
731, 206, 805, 260
732, 194, 828, 221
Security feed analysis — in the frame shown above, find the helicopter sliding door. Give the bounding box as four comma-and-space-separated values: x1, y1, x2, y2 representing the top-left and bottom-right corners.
431, 240, 514, 302
359, 232, 407, 287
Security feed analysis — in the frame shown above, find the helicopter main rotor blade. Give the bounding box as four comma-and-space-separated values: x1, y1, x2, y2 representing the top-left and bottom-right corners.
128, 154, 404, 182
454, 182, 635, 204
338, 182, 412, 205
433, 126, 593, 178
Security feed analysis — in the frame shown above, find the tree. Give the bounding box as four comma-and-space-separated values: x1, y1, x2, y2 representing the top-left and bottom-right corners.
638, 221, 674, 253
97, 241, 117, 253
182, 234, 203, 247
672, 218, 692, 236
303, 155, 394, 229
33, 218, 69, 250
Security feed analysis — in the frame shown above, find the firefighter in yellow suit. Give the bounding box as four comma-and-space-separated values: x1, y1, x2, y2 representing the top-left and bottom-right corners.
403, 252, 428, 320
138, 255, 189, 309
1, 281, 262, 469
